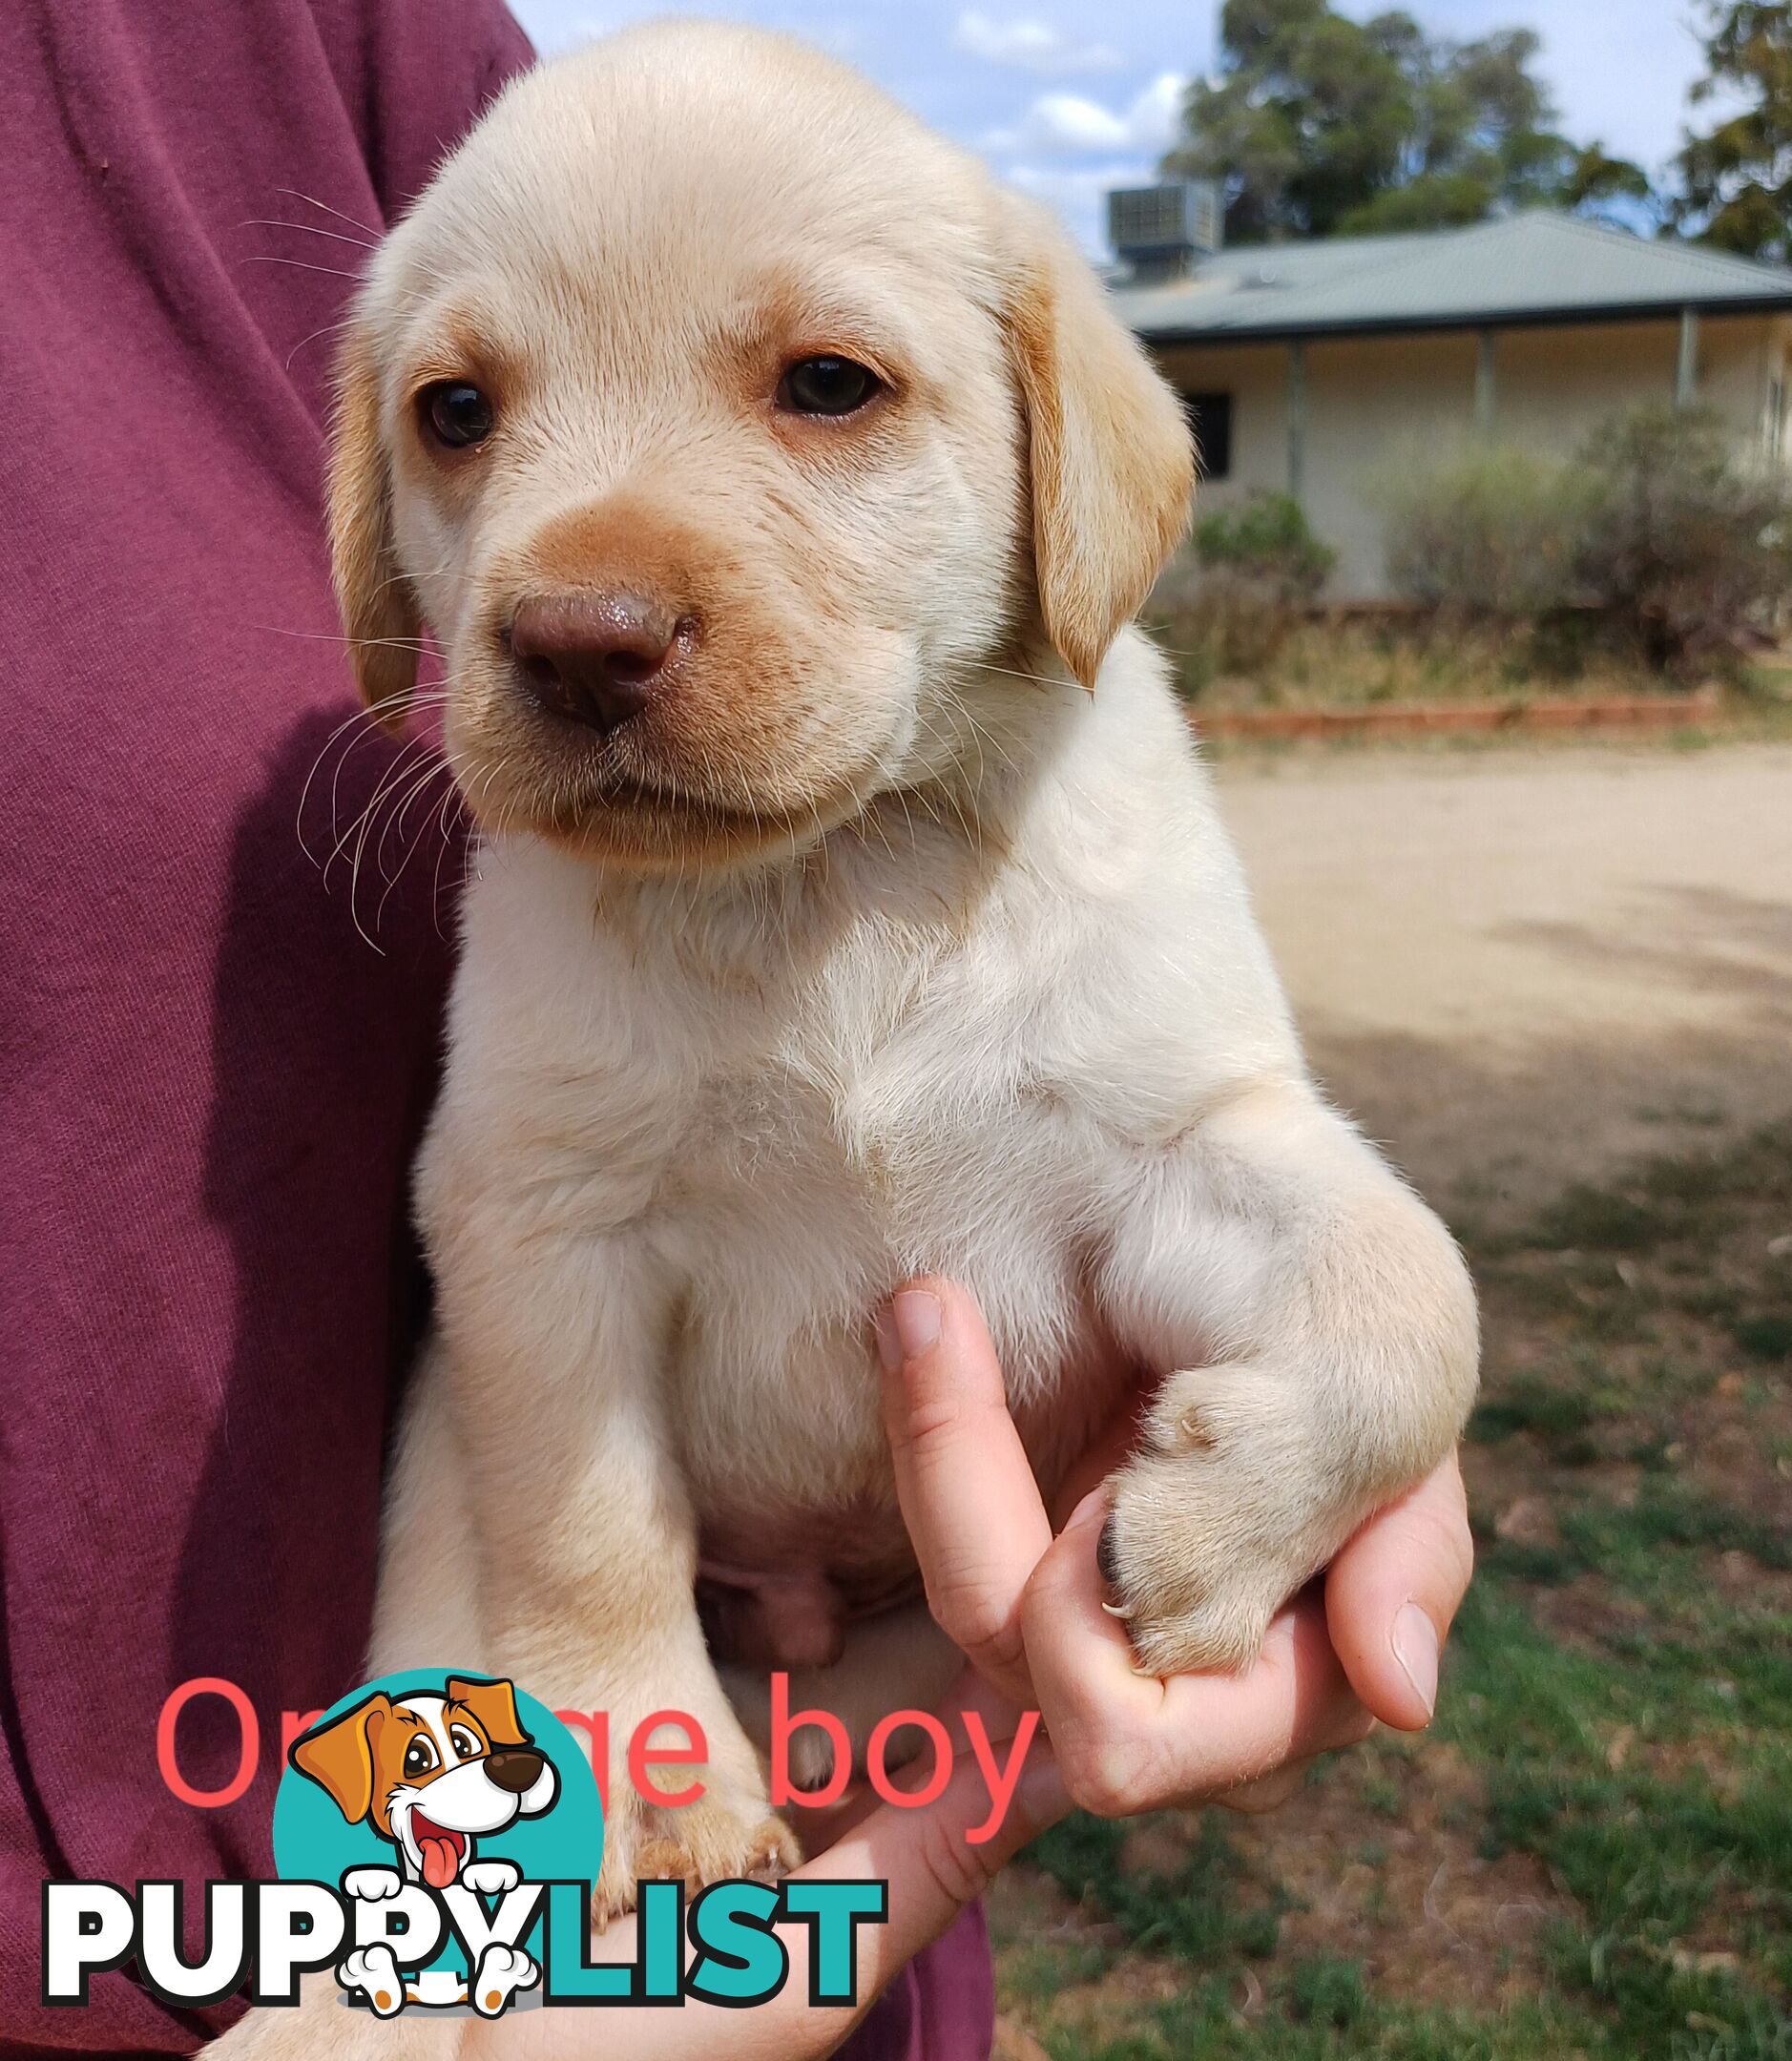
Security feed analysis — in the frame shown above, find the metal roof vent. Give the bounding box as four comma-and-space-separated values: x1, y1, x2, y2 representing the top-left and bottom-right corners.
1107, 180, 1222, 281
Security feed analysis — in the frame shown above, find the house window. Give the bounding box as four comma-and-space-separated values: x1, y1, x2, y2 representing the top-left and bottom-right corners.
1182, 391, 1233, 481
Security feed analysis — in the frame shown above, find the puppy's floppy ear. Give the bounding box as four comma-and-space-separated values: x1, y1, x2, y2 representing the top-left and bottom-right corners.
1002, 204, 1195, 689
446, 1676, 531, 1749
328, 316, 421, 729
290, 1693, 391, 1823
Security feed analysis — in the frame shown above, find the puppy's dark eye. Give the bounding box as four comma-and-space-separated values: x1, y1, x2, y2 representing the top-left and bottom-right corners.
777, 356, 881, 417
420, 382, 494, 448
403, 1737, 438, 1778
448, 1726, 481, 1759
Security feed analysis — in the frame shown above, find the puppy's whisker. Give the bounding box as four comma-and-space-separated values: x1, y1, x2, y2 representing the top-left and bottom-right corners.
297, 689, 453, 865
375, 751, 451, 886
328, 717, 452, 887
285, 314, 356, 370
260, 624, 435, 652
964, 658, 1083, 696
346, 750, 443, 944
375, 762, 457, 930
274, 185, 384, 240
241, 218, 381, 252
334, 736, 428, 886
240, 254, 368, 282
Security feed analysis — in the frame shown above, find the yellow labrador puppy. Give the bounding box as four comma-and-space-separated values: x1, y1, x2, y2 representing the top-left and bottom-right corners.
323, 17, 1474, 1940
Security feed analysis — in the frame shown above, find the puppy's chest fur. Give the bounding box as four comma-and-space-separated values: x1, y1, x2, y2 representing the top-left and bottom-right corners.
423, 674, 1285, 1577
663, 946, 1125, 1510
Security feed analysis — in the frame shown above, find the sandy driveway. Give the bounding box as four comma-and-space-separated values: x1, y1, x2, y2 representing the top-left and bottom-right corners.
1213, 742, 1792, 1219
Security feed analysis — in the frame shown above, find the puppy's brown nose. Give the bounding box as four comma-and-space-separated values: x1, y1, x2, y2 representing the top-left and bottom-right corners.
483, 1748, 547, 1794
509, 591, 686, 735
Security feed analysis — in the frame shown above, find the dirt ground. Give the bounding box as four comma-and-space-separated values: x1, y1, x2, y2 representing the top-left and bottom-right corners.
1212, 740, 1792, 1224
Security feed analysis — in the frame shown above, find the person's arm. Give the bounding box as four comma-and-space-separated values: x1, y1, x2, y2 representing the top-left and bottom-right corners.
463, 1276, 1470, 2059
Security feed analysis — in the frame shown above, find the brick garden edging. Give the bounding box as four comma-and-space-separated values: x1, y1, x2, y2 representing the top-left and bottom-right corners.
1193, 686, 1724, 740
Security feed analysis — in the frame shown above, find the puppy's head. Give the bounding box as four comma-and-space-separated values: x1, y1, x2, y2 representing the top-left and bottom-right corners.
331, 22, 1191, 869
291, 1677, 558, 1887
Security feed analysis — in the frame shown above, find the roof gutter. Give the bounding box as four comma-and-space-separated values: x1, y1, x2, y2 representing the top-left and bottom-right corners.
1129, 295, 1792, 350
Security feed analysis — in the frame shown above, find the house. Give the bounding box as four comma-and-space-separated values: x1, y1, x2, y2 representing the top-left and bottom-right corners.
1106, 194, 1792, 599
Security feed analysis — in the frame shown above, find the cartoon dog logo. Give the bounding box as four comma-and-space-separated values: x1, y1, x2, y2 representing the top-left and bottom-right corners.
290, 1675, 560, 2015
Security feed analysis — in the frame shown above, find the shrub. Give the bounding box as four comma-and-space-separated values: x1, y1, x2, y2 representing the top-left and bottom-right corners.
1383, 408, 1792, 679
1194, 489, 1337, 598
1573, 403, 1792, 677
1381, 444, 1590, 617
1149, 492, 1337, 690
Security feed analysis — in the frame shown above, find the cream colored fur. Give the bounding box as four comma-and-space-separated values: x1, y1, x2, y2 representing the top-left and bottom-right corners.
213, 21, 1474, 2051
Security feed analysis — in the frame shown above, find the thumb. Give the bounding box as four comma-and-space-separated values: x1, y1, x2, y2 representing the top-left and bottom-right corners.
1325, 1455, 1474, 1732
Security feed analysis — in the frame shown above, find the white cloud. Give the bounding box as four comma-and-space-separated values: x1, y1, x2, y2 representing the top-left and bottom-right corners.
952, 10, 1122, 74
1123, 71, 1189, 156
1018, 92, 1131, 149
988, 71, 1186, 156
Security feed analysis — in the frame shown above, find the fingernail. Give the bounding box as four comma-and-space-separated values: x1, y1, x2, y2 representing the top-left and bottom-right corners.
1392, 1600, 1439, 1719
874, 1305, 903, 1374
891, 1288, 941, 1360
1066, 1488, 1108, 1534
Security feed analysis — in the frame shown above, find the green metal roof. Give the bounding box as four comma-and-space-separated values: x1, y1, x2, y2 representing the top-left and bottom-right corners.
1111, 211, 1792, 344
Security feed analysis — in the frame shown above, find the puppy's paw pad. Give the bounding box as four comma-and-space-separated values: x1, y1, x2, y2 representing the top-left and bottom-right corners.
460, 1859, 522, 1896
342, 1866, 404, 1903
338, 1945, 405, 2017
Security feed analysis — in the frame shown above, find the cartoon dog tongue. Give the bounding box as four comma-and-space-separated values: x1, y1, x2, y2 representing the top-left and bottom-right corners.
412, 1817, 462, 1888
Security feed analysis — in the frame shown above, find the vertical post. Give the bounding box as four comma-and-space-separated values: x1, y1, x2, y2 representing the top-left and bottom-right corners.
1475, 328, 1497, 433
1677, 307, 1699, 408
1287, 338, 1307, 501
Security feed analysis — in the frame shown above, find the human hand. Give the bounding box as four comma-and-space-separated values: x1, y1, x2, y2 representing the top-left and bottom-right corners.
467, 1279, 1472, 2060
878, 1277, 1474, 1819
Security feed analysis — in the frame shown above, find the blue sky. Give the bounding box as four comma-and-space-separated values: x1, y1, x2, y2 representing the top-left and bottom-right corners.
507, 1, 1716, 252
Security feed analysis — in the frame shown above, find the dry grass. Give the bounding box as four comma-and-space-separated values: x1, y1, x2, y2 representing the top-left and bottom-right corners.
1136, 603, 1792, 724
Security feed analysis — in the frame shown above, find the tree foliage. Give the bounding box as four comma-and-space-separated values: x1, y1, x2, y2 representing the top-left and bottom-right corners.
1673, 2, 1792, 260
1164, 0, 1653, 243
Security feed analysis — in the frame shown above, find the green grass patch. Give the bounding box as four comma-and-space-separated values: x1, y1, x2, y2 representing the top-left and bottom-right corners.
999, 1123, 1792, 2060
1024, 1810, 1287, 1969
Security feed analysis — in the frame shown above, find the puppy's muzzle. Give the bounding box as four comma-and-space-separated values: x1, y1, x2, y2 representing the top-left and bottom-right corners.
509, 589, 698, 736
482, 1747, 549, 1795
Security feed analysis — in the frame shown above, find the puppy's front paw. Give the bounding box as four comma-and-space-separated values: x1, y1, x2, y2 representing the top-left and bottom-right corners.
1098, 1364, 1347, 1676
594, 1792, 800, 1923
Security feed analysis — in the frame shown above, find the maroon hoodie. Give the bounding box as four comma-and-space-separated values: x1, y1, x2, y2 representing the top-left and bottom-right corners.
0, 2, 990, 2051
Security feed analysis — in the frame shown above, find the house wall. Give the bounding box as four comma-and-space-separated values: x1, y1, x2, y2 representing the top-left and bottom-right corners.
1152, 313, 1790, 599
